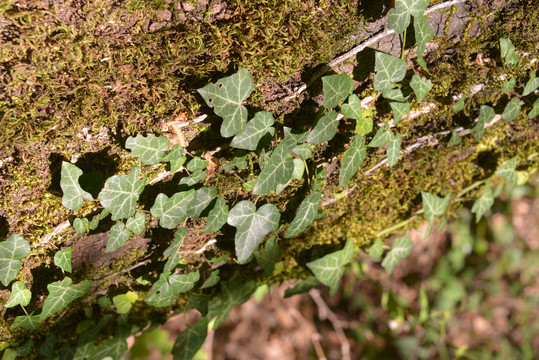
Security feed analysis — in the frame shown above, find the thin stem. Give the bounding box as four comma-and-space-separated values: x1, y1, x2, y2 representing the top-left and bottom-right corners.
401, 28, 407, 60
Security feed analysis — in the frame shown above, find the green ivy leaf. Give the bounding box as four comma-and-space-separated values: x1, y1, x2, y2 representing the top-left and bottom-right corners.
223, 151, 248, 171
388, 0, 429, 34
89, 209, 110, 230
113, 292, 138, 314
254, 236, 280, 277
253, 139, 295, 195
88, 331, 128, 360
381, 236, 413, 275
416, 55, 428, 70
340, 94, 362, 120
125, 134, 170, 165
389, 101, 410, 124
306, 239, 354, 296
284, 277, 320, 298
285, 191, 322, 238
472, 181, 494, 223
13, 314, 41, 330
414, 14, 433, 55
339, 135, 366, 187
54, 247, 72, 273
60, 162, 94, 211
528, 98, 539, 119
180, 169, 207, 186
292, 158, 305, 180
374, 52, 408, 92
186, 157, 209, 173
207, 277, 256, 329
162, 144, 186, 173
227, 201, 280, 263
6, 281, 31, 308
171, 318, 209, 360
357, 116, 374, 136
500, 38, 519, 66
448, 131, 462, 146
98, 167, 145, 221
126, 212, 145, 235
39, 333, 57, 357
150, 190, 196, 229
382, 88, 410, 102
230, 111, 275, 150
197, 67, 254, 137
368, 123, 391, 148
501, 77, 516, 93
0, 234, 30, 287
186, 187, 217, 219
41, 277, 92, 321
146, 271, 200, 307
387, 132, 402, 167
307, 111, 339, 144
495, 157, 517, 185
322, 74, 354, 108
421, 191, 451, 233
201, 270, 220, 289
168, 271, 200, 294
368, 239, 384, 261
73, 218, 88, 234
410, 74, 432, 103
292, 143, 313, 158
164, 228, 186, 273
106, 222, 131, 253
502, 97, 521, 121
205, 197, 229, 233
453, 97, 465, 111
522, 72, 539, 96
472, 105, 495, 141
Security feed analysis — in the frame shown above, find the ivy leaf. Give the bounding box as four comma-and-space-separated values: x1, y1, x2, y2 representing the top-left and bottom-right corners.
502, 77, 516, 93
205, 197, 229, 233
284, 277, 320, 298
60, 162, 94, 211
113, 292, 138, 314
472, 182, 494, 223
292, 143, 313, 158
387, 132, 402, 167
374, 52, 408, 92
339, 135, 366, 187
88, 335, 128, 360
125, 134, 170, 165
410, 74, 432, 103
388, 0, 429, 34
253, 139, 295, 195
171, 318, 209, 360
340, 94, 362, 120
186, 187, 217, 219
230, 111, 275, 150
164, 228, 186, 273
180, 169, 207, 186
39, 333, 57, 357
414, 14, 433, 55
502, 97, 521, 121
357, 116, 373, 136
89, 209, 110, 230
106, 222, 131, 253
382, 88, 410, 102
150, 190, 196, 229
227, 201, 280, 263
307, 111, 340, 144
168, 271, 200, 293
197, 67, 254, 138
322, 74, 354, 108
73, 218, 88, 234
368, 239, 384, 261
500, 38, 519, 66
223, 151, 248, 171
448, 131, 462, 146
201, 270, 220, 289
6, 281, 31, 308
0, 234, 30, 287
186, 157, 209, 173
126, 212, 145, 235
528, 98, 539, 119
522, 72, 539, 96
495, 157, 517, 185
254, 236, 280, 277
306, 239, 355, 296
54, 247, 72, 273
381, 236, 413, 275
98, 167, 145, 220
162, 144, 186, 173
41, 277, 92, 321
453, 97, 466, 111
13, 314, 41, 330
421, 191, 451, 233
389, 101, 410, 124
368, 123, 391, 148
146, 271, 200, 307
472, 105, 495, 141
285, 192, 322, 238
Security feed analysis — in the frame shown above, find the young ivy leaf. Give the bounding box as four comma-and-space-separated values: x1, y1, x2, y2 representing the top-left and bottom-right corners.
388, 0, 429, 34
368, 239, 384, 261
73, 218, 89, 234
0, 234, 30, 287
254, 236, 280, 277
227, 200, 280, 263
448, 131, 462, 146
125, 134, 170, 165
186, 157, 209, 173
501, 77, 516, 93
98, 167, 145, 221
502, 97, 521, 121
495, 157, 517, 185
171, 318, 209, 360
453, 97, 466, 111
54, 247, 72, 273
180, 169, 207, 186
201, 270, 221, 289
410, 74, 433, 103
307, 111, 339, 144
472, 181, 495, 223
88, 333, 128, 360
150, 190, 196, 229
60, 162, 94, 211
253, 139, 295, 195
125, 212, 145, 235
106, 222, 131, 253
306, 238, 355, 296
382, 88, 410, 102
381, 236, 413, 275
164, 228, 186, 273
340, 94, 362, 120
387, 132, 402, 167
421, 191, 451, 233
292, 158, 305, 180
186, 187, 217, 219
522, 72, 539, 96
414, 14, 433, 56
197, 67, 254, 138
161, 144, 186, 173
13, 314, 41, 330
472, 105, 495, 141
322, 73, 354, 109
339, 135, 366, 187
41, 277, 92, 321
89, 209, 110, 230
374, 52, 408, 92
231, 111, 275, 151
368, 123, 391, 148
500, 38, 519, 66
112, 292, 138, 314
389, 101, 410, 125
205, 197, 229, 233
6, 281, 32, 308
292, 143, 313, 158
285, 191, 322, 238
528, 98, 539, 119
357, 116, 374, 136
